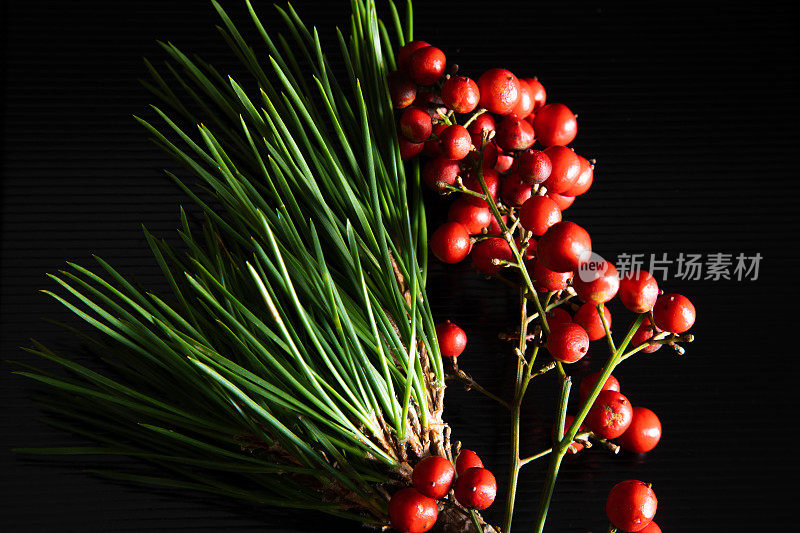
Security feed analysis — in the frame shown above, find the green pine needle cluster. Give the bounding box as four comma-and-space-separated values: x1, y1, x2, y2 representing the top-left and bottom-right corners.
15, 0, 448, 524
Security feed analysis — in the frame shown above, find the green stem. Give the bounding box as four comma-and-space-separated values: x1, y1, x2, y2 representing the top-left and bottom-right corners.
469, 509, 483, 532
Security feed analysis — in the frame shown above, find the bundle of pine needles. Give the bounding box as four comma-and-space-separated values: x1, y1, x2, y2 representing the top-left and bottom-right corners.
15, 0, 480, 529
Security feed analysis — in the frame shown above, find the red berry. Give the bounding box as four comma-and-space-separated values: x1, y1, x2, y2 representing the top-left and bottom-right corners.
578, 371, 620, 401
412, 88, 439, 108
573, 303, 612, 341
547, 322, 590, 363
574, 260, 620, 305
533, 103, 578, 147
412, 456, 456, 499
586, 390, 634, 439
495, 116, 536, 151
397, 40, 430, 72
619, 270, 660, 313
435, 320, 467, 358
530, 260, 572, 292
388, 71, 418, 109
477, 68, 521, 115
500, 174, 532, 207
618, 407, 662, 453
487, 212, 507, 234
422, 157, 460, 193
519, 195, 562, 236
524, 78, 547, 111
441, 75, 480, 113
388, 487, 439, 533
399, 107, 432, 143
537, 221, 592, 273
563, 155, 594, 196
652, 293, 695, 333
510, 78, 535, 118
399, 137, 424, 160
546, 191, 575, 211
631, 318, 662, 354
545, 307, 572, 327
517, 150, 552, 185
462, 168, 500, 207
430, 222, 471, 264
454, 467, 496, 510
516, 236, 537, 260
448, 199, 492, 234
493, 149, 515, 173
423, 123, 447, 157
439, 125, 472, 160
639, 521, 662, 533
455, 449, 483, 474
407, 46, 446, 86
606, 480, 658, 532
467, 112, 496, 138
553, 414, 586, 454
472, 238, 513, 274
542, 145, 581, 194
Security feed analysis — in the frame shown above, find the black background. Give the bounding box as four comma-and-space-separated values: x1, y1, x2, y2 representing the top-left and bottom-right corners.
2, 0, 798, 531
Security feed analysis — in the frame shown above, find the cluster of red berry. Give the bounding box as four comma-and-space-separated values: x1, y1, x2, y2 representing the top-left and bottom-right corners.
388, 450, 495, 533
389, 39, 696, 532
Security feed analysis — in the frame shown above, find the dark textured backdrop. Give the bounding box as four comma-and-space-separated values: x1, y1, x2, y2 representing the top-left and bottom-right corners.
2, 0, 798, 531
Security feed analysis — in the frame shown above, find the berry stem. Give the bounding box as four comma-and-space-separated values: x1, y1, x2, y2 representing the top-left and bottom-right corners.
469, 509, 484, 532
446, 369, 510, 409
462, 107, 488, 129
518, 431, 592, 467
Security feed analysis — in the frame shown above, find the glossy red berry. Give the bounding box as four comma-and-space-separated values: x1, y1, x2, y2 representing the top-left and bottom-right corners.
439, 125, 472, 160
563, 155, 593, 196
467, 112, 496, 138
407, 46, 446, 86
579, 371, 620, 401
500, 174, 532, 207
652, 293, 696, 333
631, 318, 662, 354
533, 103, 578, 147
435, 320, 467, 358
493, 149, 515, 173
517, 150, 552, 185
412, 456, 456, 499
547, 322, 590, 363
530, 260, 572, 292
542, 145, 581, 194
477, 68, 521, 115
510, 78, 535, 119
638, 521, 662, 533
619, 270, 660, 313
388, 487, 439, 533
455, 449, 483, 475
487, 212, 507, 234
462, 168, 500, 207
399, 137, 424, 160
524, 78, 547, 111
423, 123, 447, 157
397, 40, 430, 72
448, 199, 492, 234
537, 221, 592, 273
606, 480, 657, 532
454, 467, 497, 510
553, 414, 586, 454
430, 222, 471, 264
495, 116, 535, 151
388, 71, 418, 109
400, 107, 432, 143
422, 157, 460, 193
441, 75, 480, 113
618, 407, 662, 453
545, 307, 572, 327
573, 303, 612, 341
586, 390, 634, 439
546, 191, 575, 211
519, 195, 561, 236
574, 260, 620, 305
472, 238, 513, 274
